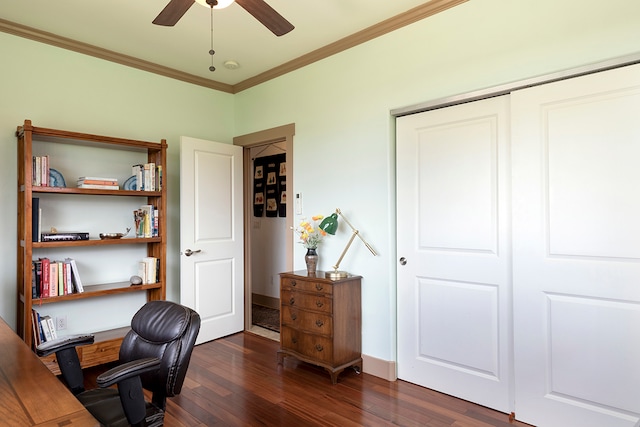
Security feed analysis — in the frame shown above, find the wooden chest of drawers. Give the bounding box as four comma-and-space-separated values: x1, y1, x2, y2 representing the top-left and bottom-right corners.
277, 271, 362, 384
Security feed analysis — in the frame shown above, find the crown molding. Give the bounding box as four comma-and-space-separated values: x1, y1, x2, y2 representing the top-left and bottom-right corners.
233, 0, 467, 92
0, 18, 235, 93
0, 0, 466, 94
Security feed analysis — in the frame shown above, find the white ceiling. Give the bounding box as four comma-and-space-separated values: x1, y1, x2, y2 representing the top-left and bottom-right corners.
0, 0, 440, 90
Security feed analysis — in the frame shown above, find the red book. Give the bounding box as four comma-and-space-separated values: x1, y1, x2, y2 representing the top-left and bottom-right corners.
39, 258, 50, 298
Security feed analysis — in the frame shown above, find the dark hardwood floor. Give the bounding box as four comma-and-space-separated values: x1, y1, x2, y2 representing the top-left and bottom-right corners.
143, 331, 532, 427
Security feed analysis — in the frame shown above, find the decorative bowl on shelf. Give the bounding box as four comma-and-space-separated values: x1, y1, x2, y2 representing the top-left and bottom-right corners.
123, 175, 137, 191
49, 168, 66, 187
99, 227, 131, 240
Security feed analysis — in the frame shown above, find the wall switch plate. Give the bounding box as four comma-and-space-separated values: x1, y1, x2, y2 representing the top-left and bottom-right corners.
296, 192, 302, 214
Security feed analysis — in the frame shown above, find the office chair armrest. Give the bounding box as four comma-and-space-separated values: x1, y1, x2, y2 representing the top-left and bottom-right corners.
96, 357, 161, 388
35, 334, 95, 357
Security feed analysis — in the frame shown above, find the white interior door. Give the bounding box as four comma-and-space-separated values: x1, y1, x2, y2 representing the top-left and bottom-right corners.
180, 136, 244, 345
396, 96, 513, 413
511, 64, 640, 427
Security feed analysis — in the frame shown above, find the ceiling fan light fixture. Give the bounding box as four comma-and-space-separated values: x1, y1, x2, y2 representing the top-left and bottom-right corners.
195, 0, 235, 9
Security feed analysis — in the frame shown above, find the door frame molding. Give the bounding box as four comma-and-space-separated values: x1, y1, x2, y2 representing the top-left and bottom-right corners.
233, 123, 295, 331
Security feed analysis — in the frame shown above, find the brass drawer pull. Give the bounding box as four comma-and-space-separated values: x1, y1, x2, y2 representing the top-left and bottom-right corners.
315, 284, 323, 291
291, 313, 297, 321
289, 297, 295, 305
315, 320, 324, 327
315, 344, 324, 352
316, 300, 324, 308
291, 280, 297, 287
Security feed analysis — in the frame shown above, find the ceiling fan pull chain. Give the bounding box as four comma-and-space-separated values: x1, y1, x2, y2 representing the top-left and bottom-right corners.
209, 2, 216, 72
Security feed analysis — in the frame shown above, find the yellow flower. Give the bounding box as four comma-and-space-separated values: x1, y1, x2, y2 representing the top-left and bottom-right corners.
294, 215, 330, 249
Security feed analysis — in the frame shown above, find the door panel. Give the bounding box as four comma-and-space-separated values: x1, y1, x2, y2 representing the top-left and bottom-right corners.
397, 95, 512, 413
180, 136, 244, 345
511, 63, 640, 427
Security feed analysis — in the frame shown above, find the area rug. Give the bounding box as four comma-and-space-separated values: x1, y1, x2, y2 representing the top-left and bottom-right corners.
252, 304, 280, 333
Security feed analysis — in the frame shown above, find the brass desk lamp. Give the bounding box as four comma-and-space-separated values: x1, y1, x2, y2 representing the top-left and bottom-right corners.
319, 208, 377, 280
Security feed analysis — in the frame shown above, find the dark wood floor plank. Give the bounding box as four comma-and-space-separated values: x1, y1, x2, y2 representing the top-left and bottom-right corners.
84, 331, 533, 426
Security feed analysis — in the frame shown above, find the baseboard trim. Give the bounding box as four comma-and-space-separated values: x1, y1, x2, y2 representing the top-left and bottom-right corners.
362, 354, 397, 382
252, 294, 279, 310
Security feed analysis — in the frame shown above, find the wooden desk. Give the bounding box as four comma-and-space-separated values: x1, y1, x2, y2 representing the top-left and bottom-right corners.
0, 317, 99, 426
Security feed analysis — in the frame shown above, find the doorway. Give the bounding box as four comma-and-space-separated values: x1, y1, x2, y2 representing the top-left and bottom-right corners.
233, 124, 295, 340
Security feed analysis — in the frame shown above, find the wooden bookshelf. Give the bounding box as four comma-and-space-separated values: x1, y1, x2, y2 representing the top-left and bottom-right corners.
16, 120, 167, 371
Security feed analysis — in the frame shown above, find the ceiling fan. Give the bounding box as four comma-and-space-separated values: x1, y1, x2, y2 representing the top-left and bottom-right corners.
153, 0, 294, 36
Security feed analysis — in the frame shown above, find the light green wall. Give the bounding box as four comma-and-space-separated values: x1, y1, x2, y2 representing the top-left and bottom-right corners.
1, 0, 639, 364
0, 33, 235, 332
233, 0, 640, 362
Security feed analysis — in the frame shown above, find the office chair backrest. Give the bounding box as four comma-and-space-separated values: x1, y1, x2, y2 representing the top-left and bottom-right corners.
119, 300, 201, 404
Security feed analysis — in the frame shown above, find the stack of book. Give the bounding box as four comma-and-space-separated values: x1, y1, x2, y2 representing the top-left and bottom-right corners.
77, 176, 119, 189
138, 256, 159, 284
32, 155, 50, 186
32, 257, 84, 299
132, 163, 162, 191
31, 308, 57, 346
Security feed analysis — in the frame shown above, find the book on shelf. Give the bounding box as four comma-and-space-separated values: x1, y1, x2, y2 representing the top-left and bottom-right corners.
138, 256, 158, 284
49, 261, 58, 298
31, 308, 45, 346
77, 183, 120, 190
77, 176, 119, 189
40, 315, 53, 341
156, 165, 163, 191
40, 231, 89, 241
31, 310, 60, 347
65, 257, 84, 293
32, 257, 84, 297
39, 258, 50, 298
77, 176, 118, 185
31, 261, 37, 299
57, 261, 64, 296
46, 316, 57, 340
32, 155, 49, 186
32, 197, 40, 242
64, 259, 73, 294
132, 163, 161, 191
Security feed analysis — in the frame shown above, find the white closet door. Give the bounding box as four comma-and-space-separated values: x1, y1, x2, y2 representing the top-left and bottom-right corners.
512, 63, 640, 427
396, 96, 513, 413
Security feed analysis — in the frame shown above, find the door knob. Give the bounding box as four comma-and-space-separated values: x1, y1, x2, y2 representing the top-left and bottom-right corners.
184, 249, 201, 257
399, 257, 407, 265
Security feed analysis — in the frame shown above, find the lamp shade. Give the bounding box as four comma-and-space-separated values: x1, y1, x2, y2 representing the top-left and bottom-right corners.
319, 213, 339, 235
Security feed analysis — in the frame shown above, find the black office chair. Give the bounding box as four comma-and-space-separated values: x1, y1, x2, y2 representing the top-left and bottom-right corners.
36, 300, 201, 427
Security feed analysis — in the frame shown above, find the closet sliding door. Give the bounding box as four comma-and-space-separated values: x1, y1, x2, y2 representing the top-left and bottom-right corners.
396, 96, 513, 414
511, 63, 640, 427
397, 61, 640, 427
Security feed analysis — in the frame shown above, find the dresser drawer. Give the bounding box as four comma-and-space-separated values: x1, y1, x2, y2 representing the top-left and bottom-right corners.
281, 326, 334, 364
281, 290, 332, 313
281, 277, 333, 295
281, 306, 332, 336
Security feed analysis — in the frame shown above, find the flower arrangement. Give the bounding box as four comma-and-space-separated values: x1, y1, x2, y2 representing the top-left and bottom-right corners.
294, 215, 327, 249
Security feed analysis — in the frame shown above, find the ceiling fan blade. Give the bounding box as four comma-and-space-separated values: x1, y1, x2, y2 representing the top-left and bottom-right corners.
153, 0, 195, 26
235, 0, 294, 36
